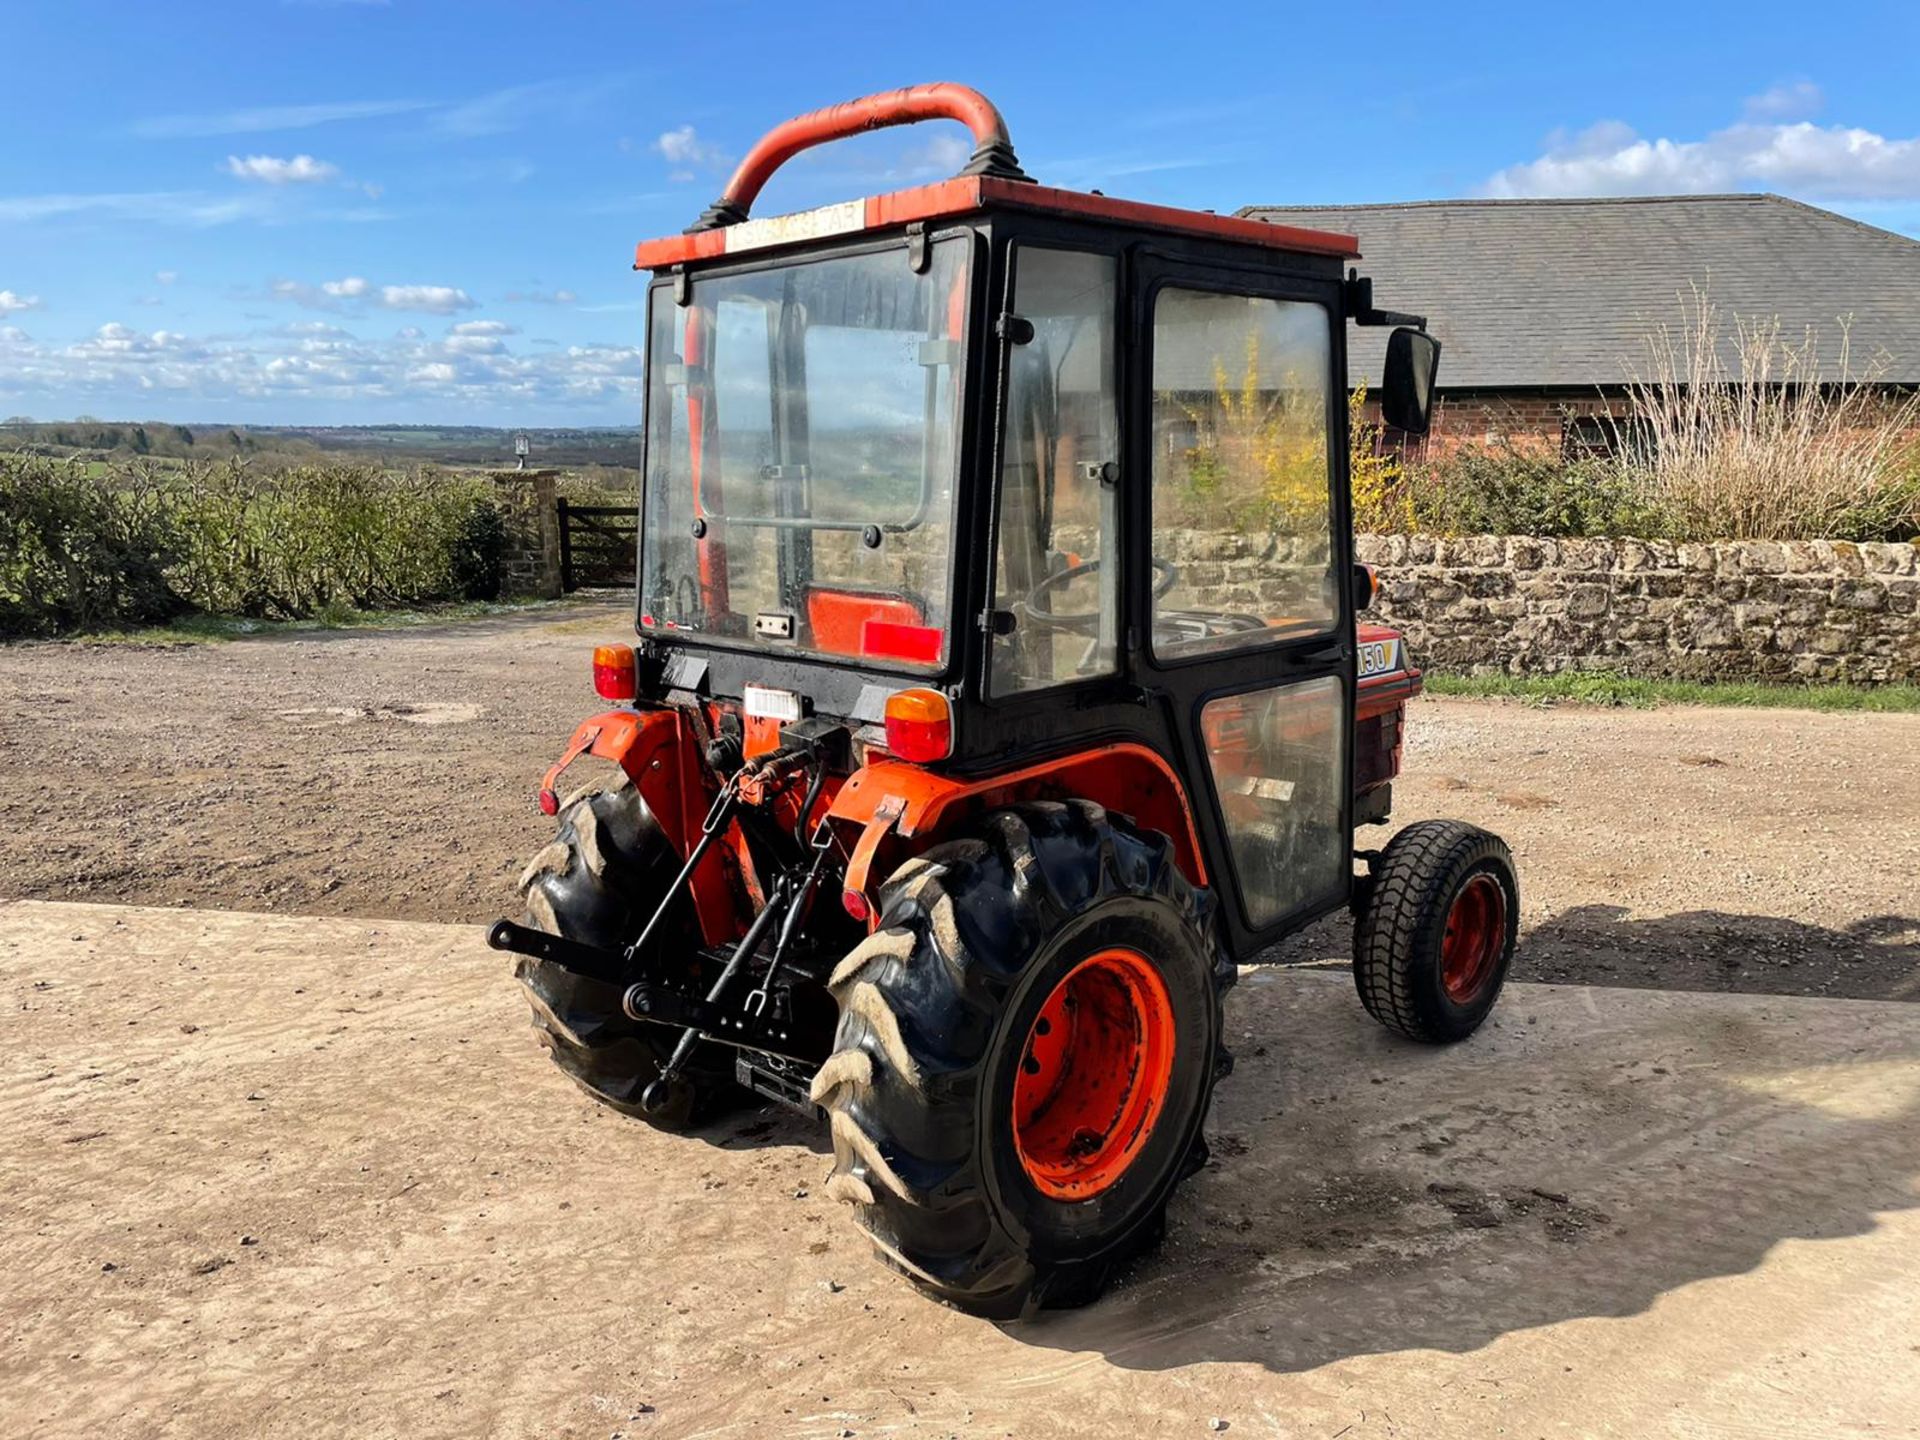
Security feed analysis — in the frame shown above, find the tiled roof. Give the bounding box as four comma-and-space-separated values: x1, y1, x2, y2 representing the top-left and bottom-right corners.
1237, 195, 1920, 389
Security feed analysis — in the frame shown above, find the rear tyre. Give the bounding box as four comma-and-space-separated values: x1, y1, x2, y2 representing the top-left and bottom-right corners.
1353, 819, 1518, 1043
513, 776, 739, 1129
812, 801, 1234, 1319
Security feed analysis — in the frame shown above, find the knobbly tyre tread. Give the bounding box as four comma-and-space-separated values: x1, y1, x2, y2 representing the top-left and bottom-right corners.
1352, 818, 1518, 1044
812, 801, 1235, 1318
514, 772, 737, 1128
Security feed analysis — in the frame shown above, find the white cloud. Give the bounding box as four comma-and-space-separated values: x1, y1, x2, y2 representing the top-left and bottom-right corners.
0, 315, 646, 420
226, 153, 341, 184
1745, 81, 1824, 122
155, 270, 178, 286
379, 284, 475, 314
271, 275, 477, 314
0, 190, 271, 227
450, 319, 516, 336
1486, 91, 1920, 201
654, 124, 728, 180
271, 275, 375, 310
897, 133, 972, 178
434, 77, 619, 141
504, 288, 576, 305
0, 290, 41, 316
133, 98, 428, 140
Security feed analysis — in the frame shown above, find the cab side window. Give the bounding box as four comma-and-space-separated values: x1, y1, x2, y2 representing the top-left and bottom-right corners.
989, 248, 1120, 696
1149, 289, 1337, 658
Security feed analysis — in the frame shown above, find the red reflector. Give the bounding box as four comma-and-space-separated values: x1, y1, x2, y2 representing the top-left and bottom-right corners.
841, 888, 872, 922
860, 619, 942, 664
593, 644, 637, 701
538, 788, 559, 816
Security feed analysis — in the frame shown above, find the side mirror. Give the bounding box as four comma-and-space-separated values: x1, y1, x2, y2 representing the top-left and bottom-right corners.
1350, 563, 1378, 612
1381, 327, 1441, 435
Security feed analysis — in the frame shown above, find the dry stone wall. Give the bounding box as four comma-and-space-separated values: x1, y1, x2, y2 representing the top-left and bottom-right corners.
1352, 534, 1920, 683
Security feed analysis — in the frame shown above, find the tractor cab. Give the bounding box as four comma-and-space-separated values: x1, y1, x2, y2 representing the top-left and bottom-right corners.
495, 84, 1513, 1321
621, 83, 1436, 960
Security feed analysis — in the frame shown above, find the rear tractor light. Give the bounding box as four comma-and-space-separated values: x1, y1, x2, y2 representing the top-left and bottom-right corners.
883, 687, 953, 763
593, 644, 637, 702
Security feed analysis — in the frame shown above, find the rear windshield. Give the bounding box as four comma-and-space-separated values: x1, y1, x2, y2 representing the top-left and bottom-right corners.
640, 239, 970, 670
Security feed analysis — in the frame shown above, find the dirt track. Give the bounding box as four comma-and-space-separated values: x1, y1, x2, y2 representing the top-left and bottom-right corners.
4, 900, 1916, 1439
4, 607, 1920, 1437
2, 596, 1917, 1000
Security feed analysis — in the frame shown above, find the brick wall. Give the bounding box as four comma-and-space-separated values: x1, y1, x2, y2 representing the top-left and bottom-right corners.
1381, 387, 1920, 460
1362, 389, 1624, 460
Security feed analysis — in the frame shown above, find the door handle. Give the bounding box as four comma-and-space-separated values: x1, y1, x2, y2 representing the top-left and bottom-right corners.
1288, 641, 1349, 667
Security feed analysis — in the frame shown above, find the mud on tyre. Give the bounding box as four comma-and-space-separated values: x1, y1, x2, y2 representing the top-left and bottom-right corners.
810, 800, 1235, 1318
515, 775, 739, 1129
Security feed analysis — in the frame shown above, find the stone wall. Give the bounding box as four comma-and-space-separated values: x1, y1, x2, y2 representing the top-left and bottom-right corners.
491, 471, 561, 599
1353, 534, 1920, 683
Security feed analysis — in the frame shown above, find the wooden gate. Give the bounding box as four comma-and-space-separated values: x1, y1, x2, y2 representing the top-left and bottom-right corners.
557, 499, 637, 591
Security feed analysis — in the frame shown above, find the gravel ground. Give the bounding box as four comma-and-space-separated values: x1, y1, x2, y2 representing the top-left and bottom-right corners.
2, 595, 1916, 1000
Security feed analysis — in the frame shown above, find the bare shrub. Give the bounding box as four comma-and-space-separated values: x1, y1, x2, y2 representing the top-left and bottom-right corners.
1620, 286, 1920, 541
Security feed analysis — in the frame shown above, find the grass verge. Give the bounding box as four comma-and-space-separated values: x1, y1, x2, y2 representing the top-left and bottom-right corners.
1425, 670, 1920, 713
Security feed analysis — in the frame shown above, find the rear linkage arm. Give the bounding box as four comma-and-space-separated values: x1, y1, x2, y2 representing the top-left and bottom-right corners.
487, 742, 846, 1103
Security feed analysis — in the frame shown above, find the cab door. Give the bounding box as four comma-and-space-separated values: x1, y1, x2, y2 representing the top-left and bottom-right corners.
1130, 256, 1356, 954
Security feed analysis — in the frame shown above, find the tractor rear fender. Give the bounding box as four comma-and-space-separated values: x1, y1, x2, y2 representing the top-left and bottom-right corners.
827, 742, 1208, 927
537, 709, 740, 946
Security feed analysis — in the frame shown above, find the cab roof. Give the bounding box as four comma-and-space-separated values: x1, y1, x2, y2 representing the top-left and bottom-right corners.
633, 174, 1361, 273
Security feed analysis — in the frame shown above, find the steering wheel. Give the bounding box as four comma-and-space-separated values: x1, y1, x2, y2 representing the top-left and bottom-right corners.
1020, 556, 1180, 635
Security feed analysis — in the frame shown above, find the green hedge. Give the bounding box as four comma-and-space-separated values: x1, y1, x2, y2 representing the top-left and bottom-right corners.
1, 455, 503, 637
1409, 450, 1673, 539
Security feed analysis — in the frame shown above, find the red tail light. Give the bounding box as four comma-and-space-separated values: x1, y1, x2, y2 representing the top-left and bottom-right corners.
593, 644, 637, 701
860, 619, 942, 664
883, 687, 953, 762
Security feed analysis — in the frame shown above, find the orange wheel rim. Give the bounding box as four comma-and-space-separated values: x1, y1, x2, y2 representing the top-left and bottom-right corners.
1012, 948, 1176, 1202
1440, 873, 1506, 1004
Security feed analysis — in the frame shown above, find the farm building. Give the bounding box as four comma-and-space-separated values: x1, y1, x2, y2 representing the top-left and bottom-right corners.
1237, 194, 1920, 455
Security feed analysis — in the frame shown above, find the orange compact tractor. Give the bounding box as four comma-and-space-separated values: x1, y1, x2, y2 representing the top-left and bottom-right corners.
490, 84, 1518, 1317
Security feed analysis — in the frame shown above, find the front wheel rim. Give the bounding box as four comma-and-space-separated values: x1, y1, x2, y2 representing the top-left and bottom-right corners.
1012, 948, 1177, 1202
1440, 873, 1507, 1004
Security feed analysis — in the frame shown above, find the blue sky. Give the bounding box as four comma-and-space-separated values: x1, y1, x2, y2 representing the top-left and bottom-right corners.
4, 0, 1919, 426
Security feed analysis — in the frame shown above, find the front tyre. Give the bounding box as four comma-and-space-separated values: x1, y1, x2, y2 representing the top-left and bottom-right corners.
1354, 819, 1519, 1043
811, 801, 1234, 1318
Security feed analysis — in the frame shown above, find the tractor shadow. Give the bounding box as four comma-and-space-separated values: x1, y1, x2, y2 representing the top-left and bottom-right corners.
1004, 962, 1920, 1376
706, 1103, 830, 1156
1263, 904, 1920, 1002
